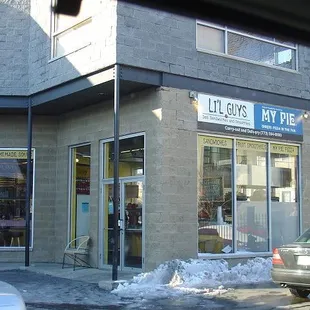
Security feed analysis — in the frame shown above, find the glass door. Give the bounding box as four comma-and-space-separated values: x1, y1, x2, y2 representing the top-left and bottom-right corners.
102, 179, 143, 270
102, 183, 120, 267
123, 180, 143, 268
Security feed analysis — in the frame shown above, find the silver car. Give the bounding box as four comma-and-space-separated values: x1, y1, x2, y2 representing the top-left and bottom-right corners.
0, 281, 26, 310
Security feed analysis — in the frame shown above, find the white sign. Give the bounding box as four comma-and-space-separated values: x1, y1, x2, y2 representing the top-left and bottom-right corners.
297, 256, 310, 266
198, 94, 255, 129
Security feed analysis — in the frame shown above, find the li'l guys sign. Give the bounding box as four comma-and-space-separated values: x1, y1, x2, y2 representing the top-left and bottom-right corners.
197, 93, 304, 141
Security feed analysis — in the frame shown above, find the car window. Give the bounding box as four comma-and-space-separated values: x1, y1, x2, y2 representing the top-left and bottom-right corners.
295, 229, 310, 242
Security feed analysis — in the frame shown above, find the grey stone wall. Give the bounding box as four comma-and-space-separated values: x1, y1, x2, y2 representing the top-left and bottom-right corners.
0, 0, 30, 95
54, 89, 166, 269
28, 0, 117, 94
0, 86, 308, 270
144, 87, 197, 270
116, 2, 310, 100
0, 115, 57, 263
1, 0, 310, 102
52, 87, 197, 271
0, 0, 118, 96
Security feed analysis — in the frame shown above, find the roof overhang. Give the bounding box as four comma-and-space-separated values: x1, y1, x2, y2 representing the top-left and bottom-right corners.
0, 64, 309, 115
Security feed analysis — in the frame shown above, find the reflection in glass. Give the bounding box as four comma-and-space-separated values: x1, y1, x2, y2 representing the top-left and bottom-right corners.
70, 145, 91, 240
53, 0, 94, 58
271, 144, 299, 248
54, 19, 92, 58
196, 24, 225, 53
124, 182, 143, 268
105, 136, 144, 178
0, 151, 34, 248
104, 184, 120, 266
236, 140, 268, 253
198, 136, 233, 254
228, 32, 296, 70
103, 182, 143, 268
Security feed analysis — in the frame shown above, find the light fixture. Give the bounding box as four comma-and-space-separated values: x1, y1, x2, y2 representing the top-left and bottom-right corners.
303, 111, 309, 119
189, 91, 198, 102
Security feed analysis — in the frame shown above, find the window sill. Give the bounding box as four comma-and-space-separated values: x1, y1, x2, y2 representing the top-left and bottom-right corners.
0, 247, 33, 252
197, 48, 300, 74
49, 42, 92, 64
198, 252, 272, 259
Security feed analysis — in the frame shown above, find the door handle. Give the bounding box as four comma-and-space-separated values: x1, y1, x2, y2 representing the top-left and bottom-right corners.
118, 219, 124, 230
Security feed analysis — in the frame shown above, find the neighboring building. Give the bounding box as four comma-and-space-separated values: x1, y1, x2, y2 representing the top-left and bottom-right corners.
0, 0, 309, 272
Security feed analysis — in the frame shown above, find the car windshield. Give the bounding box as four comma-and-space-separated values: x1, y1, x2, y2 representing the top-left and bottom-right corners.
295, 229, 310, 243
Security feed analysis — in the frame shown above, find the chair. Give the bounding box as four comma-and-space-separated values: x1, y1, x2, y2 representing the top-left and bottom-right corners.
10, 231, 23, 247
62, 236, 91, 270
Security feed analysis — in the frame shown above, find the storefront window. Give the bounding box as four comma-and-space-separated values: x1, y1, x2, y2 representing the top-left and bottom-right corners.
0, 149, 34, 248
198, 136, 233, 254
104, 136, 144, 178
197, 135, 301, 255
271, 144, 299, 248
236, 140, 268, 253
70, 145, 91, 240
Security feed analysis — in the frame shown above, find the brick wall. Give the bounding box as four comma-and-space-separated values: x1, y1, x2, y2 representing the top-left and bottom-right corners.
0, 87, 308, 270
144, 87, 197, 270
0, 0, 30, 95
1, 0, 310, 102
116, 2, 310, 100
28, 0, 117, 94
51, 87, 197, 270
0, 115, 57, 263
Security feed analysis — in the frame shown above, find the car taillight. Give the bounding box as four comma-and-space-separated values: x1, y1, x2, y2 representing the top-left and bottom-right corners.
272, 248, 284, 265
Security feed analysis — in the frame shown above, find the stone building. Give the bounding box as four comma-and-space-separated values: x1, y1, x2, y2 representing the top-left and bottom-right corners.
0, 0, 309, 272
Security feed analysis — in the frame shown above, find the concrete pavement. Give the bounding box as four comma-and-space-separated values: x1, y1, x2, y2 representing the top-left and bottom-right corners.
0, 262, 140, 289
2, 263, 310, 309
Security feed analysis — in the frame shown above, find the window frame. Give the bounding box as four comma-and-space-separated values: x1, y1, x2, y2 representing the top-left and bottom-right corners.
101, 133, 146, 181
196, 21, 299, 72
197, 133, 302, 258
50, 0, 93, 60
68, 143, 91, 243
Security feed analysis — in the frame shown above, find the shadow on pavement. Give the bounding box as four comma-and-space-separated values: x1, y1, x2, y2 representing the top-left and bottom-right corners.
26, 303, 122, 310
3, 269, 310, 310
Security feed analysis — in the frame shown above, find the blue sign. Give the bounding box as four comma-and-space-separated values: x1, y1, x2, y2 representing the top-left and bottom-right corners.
254, 104, 303, 136
81, 202, 89, 213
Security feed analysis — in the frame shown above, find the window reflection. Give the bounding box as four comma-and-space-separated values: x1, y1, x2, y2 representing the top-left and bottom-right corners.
197, 136, 301, 255
236, 140, 268, 253
70, 145, 91, 240
198, 136, 233, 254
105, 136, 144, 178
271, 144, 299, 248
228, 33, 296, 69
0, 150, 34, 248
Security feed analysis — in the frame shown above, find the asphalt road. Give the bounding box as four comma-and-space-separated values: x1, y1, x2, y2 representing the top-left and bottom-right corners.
1, 270, 310, 310
25, 293, 310, 310
24, 286, 310, 310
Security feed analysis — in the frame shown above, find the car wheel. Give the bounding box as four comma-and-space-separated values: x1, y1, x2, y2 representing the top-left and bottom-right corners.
289, 288, 310, 298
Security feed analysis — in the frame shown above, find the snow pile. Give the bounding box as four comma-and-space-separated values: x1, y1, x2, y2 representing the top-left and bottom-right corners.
112, 257, 272, 299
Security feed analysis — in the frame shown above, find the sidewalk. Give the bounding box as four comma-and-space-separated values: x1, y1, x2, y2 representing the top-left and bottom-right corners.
0, 262, 139, 288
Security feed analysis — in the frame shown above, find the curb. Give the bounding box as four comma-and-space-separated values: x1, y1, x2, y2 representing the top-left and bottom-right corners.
98, 279, 127, 291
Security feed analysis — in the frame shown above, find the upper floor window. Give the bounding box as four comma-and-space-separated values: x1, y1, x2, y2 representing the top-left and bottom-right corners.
51, 0, 93, 59
196, 22, 297, 70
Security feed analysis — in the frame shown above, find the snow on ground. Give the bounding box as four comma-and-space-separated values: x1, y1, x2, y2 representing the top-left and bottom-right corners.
112, 257, 272, 299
